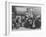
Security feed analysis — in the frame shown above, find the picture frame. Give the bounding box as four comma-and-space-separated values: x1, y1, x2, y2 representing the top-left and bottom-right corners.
5, 1, 45, 35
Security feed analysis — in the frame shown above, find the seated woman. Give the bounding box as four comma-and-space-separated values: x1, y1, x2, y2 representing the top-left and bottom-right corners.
24, 18, 33, 29
24, 14, 33, 28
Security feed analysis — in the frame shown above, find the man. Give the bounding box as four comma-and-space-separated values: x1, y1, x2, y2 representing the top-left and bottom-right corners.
35, 15, 41, 28
15, 16, 21, 29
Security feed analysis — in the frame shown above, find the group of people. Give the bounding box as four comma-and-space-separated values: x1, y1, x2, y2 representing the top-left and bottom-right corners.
12, 7, 41, 30
12, 12, 41, 29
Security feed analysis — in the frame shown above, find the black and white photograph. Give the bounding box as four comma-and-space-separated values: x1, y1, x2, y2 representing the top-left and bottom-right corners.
4, 1, 46, 36
12, 6, 41, 30
0, 0, 46, 36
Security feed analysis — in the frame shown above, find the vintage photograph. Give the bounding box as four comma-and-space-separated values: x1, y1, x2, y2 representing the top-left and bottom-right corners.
12, 6, 41, 30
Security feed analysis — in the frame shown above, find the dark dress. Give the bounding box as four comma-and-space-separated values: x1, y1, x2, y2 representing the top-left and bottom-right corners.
24, 17, 33, 28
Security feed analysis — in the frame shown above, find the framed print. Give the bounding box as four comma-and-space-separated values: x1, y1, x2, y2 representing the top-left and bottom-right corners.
5, 1, 45, 35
